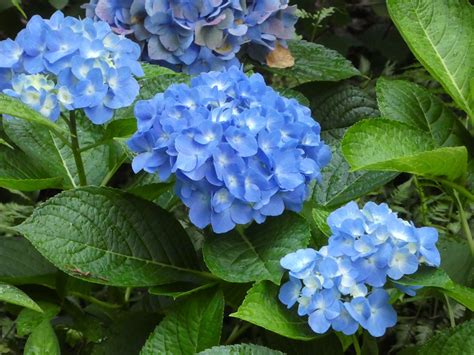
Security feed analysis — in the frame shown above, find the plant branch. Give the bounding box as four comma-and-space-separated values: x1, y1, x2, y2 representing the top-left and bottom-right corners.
68, 111, 87, 186
452, 190, 474, 256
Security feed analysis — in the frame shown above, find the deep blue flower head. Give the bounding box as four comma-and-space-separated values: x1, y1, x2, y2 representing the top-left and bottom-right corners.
128, 67, 331, 233
85, 0, 298, 74
0, 11, 143, 124
279, 201, 441, 337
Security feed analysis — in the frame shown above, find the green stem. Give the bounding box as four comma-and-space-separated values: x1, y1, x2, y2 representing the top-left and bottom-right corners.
124, 287, 132, 303
444, 294, 455, 328
438, 178, 474, 202
68, 111, 87, 186
352, 334, 362, 355
453, 190, 474, 257
414, 176, 428, 225
70, 292, 122, 309
224, 322, 251, 345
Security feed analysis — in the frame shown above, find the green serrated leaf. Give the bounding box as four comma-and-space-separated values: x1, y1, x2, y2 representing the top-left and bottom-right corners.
397, 268, 474, 311
0, 147, 62, 191
16, 187, 205, 287
16, 302, 60, 337
268, 40, 359, 88
231, 281, 316, 340
0, 237, 56, 286
0, 283, 42, 312
203, 213, 311, 284
4, 118, 125, 188
24, 320, 60, 355
316, 128, 398, 207
341, 119, 467, 181
0, 95, 68, 138
277, 88, 310, 107
198, 344, 283, 355
141, 288, 224, 355
387, 0, 474, 117
406, 320, 474, 355
376, 78, 473, 149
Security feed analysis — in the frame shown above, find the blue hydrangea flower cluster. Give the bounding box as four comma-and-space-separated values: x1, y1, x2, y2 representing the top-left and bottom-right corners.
279, 201, 440, 337
84, 0, 298, 74
128, 67, 331, 233
0, 11, 143, 124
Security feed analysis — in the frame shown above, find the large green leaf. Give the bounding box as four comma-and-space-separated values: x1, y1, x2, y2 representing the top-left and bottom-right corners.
268, 40, 359, 88
0, 237, 56, 286
397, 268, 474, 311
231, 281, 316, 340
311, 84, 397, 207
0, 283, 42, 312
387, 0, 474, 117
3, 118, 125, 188
0, 94, 68, 137
141, 288, 224, 355
316, 128, 398, 207
341, 119, 467, 180
376, 78, 473, 149
402, 320, 474, 355
203, 213, 311, 284
24, 320, 60, 355
198, 344, 283, 355
0, 147, 62, 191
16, 187, 205, 287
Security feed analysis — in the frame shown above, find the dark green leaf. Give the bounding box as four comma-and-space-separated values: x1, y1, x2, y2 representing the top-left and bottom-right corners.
268, 40, 359, 87
0, 237, 56, 286
48, 0, 68, 9
203, 213, 311, 284
141, 288, 224, 355
316, 128, 398, 207
231, 281, 316, 340
3, 118, 125, 188
376, 78, 473, 149
24, 320, 60, 355
16, 187, 205, 287
341, 119, 467, 180
387, 0, 474, 117
277, 88, 310, 107
0, 283, 42, 312
397, 268, 474, 311
0, 147, 62, 191
408, 320, 474, 355
199, 344, 283, 355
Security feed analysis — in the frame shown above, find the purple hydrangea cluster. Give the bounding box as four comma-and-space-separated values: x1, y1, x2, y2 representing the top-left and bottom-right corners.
279, 201, 440, 337
0, 11, 143, 124
128, 67, 331, 233
84, 0, 298, 74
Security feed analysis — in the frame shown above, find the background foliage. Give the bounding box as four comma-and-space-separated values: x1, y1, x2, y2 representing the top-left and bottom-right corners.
0, 0, 473, 354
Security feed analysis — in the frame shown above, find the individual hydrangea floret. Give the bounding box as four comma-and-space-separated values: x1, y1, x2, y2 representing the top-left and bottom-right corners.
84, 0, 298, 74
0, 11, 143, 124
128, 66, 331, 233
279, 201, 440, 337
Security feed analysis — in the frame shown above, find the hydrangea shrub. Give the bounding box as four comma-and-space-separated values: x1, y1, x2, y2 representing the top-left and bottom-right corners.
0, 11, 142, 124
128, 66, 331, 233
279, 201, 440, 336
84, 0, 298, 73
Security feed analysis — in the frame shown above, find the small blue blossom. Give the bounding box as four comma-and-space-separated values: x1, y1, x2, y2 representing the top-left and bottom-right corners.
279, 201, 441, 337
85, 0, 298, 74
0, 11, 142, 124
128, 67, 331, 233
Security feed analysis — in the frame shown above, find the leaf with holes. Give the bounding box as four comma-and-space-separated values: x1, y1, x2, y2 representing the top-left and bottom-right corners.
387, 0, 474, 117
16, 187, 205, 287
141, 288, 224, 355
203, 213, 311, 284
